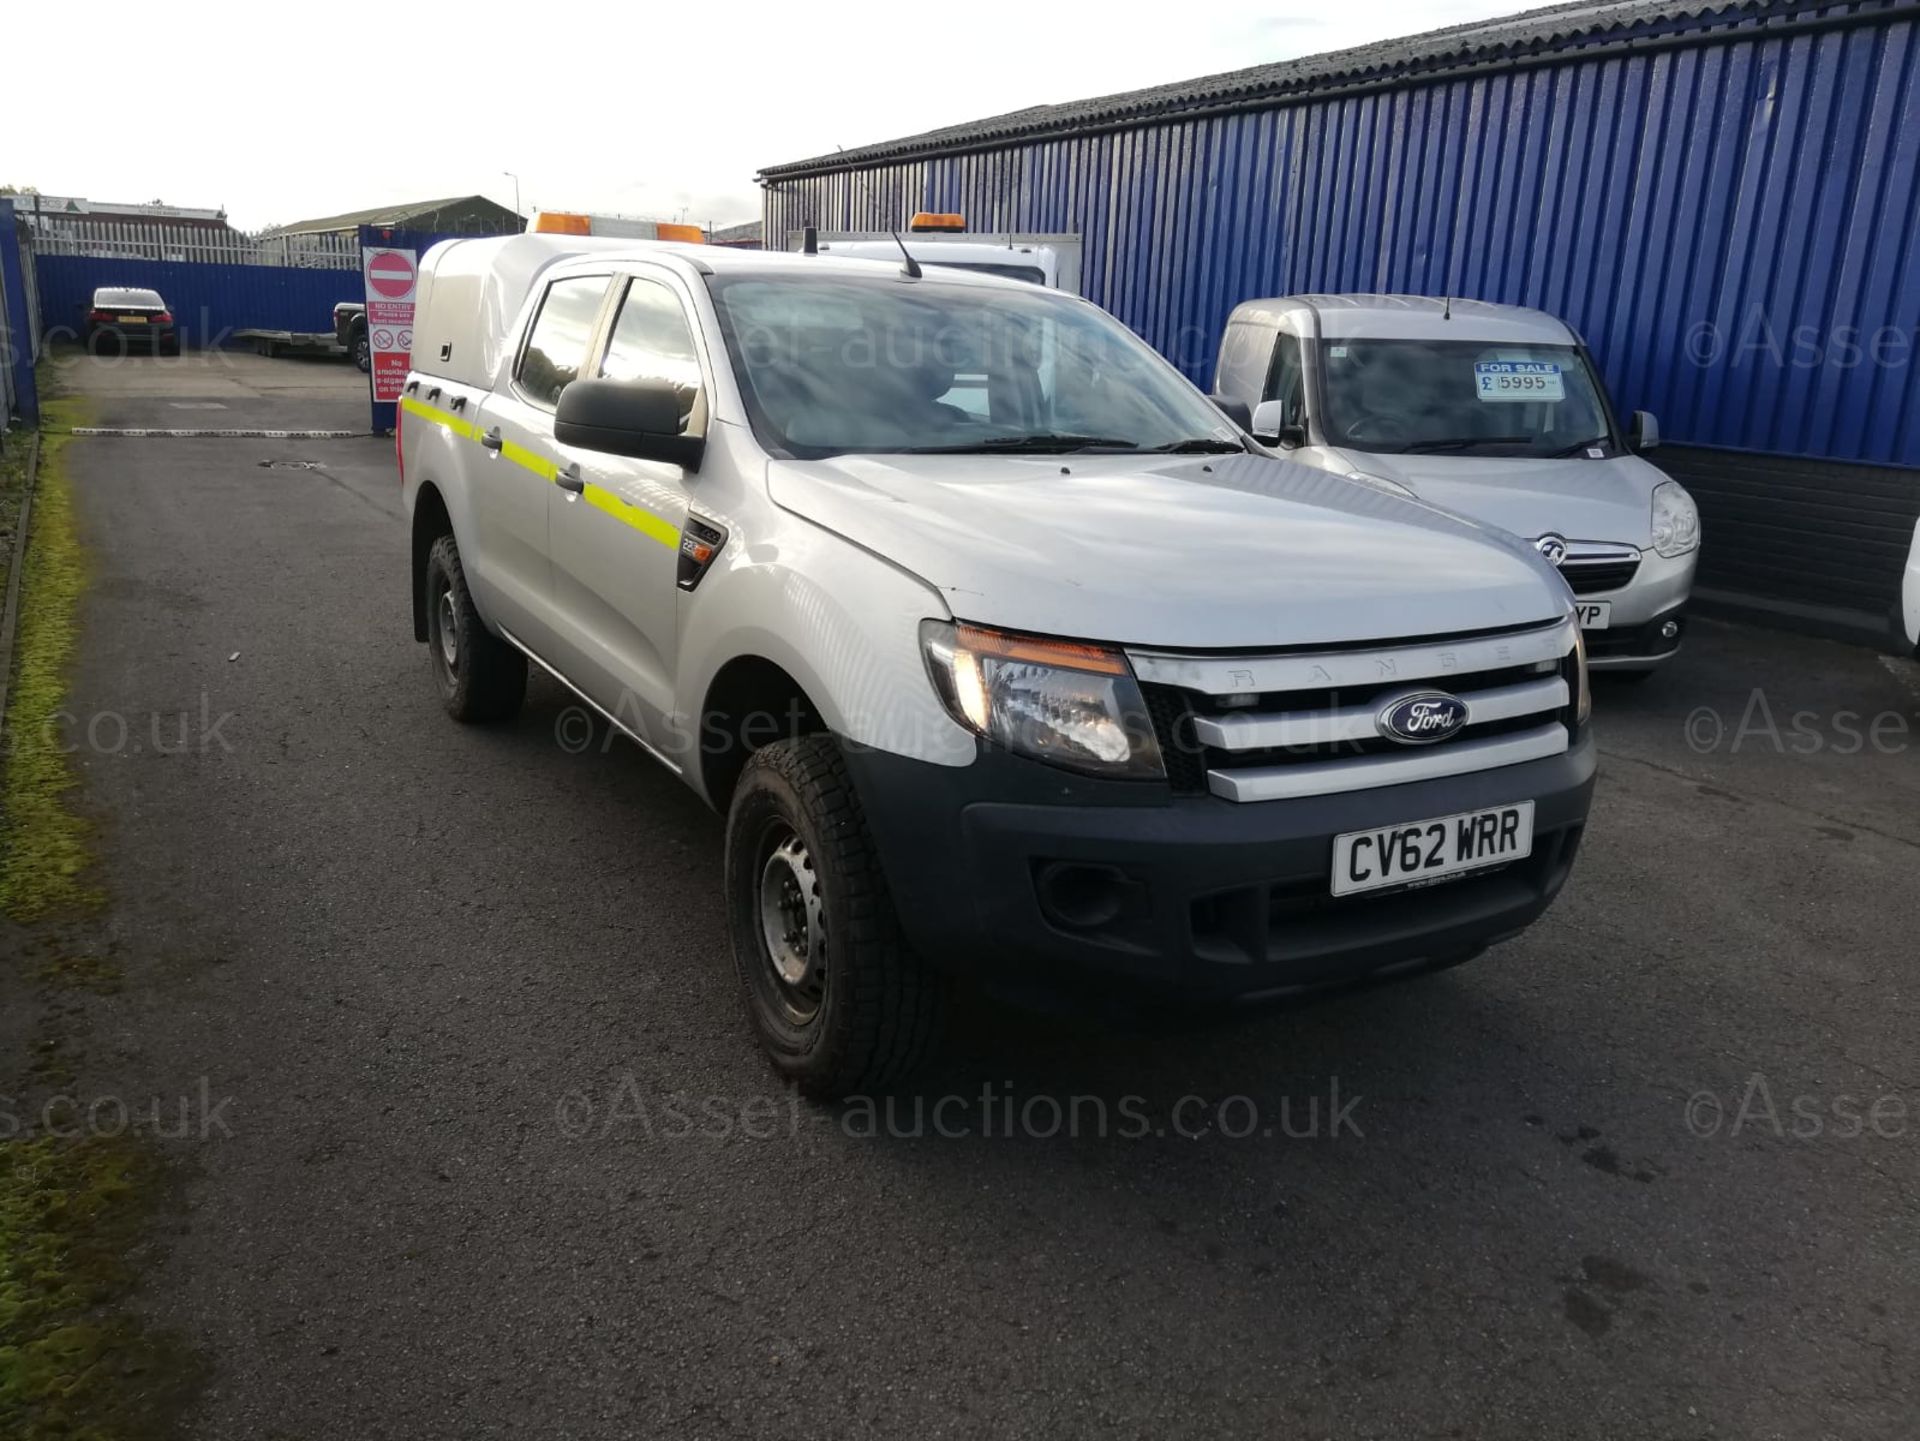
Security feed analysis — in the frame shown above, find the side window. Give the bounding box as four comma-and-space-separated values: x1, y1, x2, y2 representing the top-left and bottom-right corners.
516, 277, 608, 409
600, 277, 706, 435
1264, 334, 1306, 424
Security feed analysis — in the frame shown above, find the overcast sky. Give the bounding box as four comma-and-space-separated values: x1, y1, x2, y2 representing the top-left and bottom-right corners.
9, 0, 1545, 232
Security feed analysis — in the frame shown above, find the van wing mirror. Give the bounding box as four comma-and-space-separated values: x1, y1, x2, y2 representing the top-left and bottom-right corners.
1630, 410, 1661, 453
1250, 399, 1306, 448
554, 378, 704, 470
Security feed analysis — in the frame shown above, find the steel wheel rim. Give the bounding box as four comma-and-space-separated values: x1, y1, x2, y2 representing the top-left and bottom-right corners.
756, 825, 825, 1024
435, 587, 459, 671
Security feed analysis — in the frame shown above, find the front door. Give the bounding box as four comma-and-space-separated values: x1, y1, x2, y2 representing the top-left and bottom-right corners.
545, 270, 709, 753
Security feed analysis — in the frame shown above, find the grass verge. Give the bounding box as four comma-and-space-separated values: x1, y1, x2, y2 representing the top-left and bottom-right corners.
0, 396, 96, 919
0, 1137, 201, 1439
3, 387, 200, 1438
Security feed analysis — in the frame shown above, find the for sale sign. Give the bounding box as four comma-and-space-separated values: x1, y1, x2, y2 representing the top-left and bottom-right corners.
362, 247, 417, 405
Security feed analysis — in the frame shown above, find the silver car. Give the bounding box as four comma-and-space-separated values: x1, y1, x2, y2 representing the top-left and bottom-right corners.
1212, 295, 1700, 674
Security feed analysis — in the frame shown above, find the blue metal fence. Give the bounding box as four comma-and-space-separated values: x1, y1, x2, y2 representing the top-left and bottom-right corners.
0, 199, 39, 423
763, 7, 1920, 472
32, 253, 362, 349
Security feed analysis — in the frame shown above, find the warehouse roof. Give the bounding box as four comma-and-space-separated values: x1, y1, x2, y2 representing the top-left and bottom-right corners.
260, 195, 522, 238
759, 0, 1855, 179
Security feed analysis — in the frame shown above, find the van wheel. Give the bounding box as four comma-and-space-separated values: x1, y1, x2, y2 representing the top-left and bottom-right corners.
423, 535, 526, 722
725, 735, 947, 1098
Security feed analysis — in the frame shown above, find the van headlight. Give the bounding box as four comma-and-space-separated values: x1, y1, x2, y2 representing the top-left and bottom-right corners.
921, 620, 1165, 779
1651, 481, 1700, 558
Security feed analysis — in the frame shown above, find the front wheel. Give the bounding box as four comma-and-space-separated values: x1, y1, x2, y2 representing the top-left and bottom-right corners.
423, 535, 526, 722
725, 736, 947, 1098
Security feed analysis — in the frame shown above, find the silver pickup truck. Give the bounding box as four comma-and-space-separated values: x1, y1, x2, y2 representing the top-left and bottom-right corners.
398, 236, 1596, 1096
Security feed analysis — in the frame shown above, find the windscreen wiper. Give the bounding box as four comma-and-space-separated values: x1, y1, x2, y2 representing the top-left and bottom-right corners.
1548, 434, 1612, 458
1146, 436, 1247, 454
902, 433, 1143, 454
1400, 434, 1531, 454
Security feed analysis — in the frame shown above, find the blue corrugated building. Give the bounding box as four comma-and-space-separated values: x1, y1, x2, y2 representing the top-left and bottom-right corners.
759, 0, 1920, 641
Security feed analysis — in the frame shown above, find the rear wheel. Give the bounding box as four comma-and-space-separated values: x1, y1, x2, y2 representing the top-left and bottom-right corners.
423, 535, 526, 722
725, 736, 947, 1098
353, 331, 371, 372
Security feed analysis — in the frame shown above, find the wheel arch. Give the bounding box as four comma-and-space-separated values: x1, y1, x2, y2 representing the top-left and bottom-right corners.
697, 654, 829, 812
410, 481, 454, 642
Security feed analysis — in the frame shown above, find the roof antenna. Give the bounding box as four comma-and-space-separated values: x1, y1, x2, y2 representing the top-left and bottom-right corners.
890, 229, 922, 279
801, 225, 818, 255
1443, 295, 1453, 320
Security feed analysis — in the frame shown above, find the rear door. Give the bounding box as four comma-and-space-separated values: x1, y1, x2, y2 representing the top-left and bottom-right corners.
469, 272, 614, 653
543, 268, 708, 751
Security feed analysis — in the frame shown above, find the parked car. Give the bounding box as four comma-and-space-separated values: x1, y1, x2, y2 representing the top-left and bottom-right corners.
84, 286, 179, 355
399, 237, 1596, 1096
333, 301, 369, 371
1210, 296, 1700, 675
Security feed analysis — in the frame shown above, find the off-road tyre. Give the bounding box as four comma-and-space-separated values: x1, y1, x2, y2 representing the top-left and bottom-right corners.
423, 534, 526, 722
725, 735, 947, 1098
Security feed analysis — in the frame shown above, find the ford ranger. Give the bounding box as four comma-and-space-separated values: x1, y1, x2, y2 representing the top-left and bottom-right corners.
399, 236, 1596, 1096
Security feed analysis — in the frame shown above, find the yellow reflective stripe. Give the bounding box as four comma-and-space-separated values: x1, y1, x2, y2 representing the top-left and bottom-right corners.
405, 392, 679, 550
499, 439, 556, 481
399, 395, 477, 441
580, 483, 681, 549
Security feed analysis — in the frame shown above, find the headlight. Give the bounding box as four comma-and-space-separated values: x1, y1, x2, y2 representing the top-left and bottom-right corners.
1571, 623, 1591, 726
921, 620, 1165, 779
1651, 481, 1700, 558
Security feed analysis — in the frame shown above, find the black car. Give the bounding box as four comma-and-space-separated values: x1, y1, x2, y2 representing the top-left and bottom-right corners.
86, 286, 180, 355
333, 301, 369, 371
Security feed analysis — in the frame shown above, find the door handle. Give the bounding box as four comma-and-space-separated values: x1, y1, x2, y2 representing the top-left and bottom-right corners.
555, 462, 585, 495
480, 428, 504, 452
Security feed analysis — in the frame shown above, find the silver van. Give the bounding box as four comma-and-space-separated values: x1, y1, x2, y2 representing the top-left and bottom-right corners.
1212, 295, 1699, 675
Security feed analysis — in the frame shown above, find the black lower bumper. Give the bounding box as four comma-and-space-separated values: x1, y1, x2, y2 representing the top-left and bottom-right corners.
844, 731, 1596, 1008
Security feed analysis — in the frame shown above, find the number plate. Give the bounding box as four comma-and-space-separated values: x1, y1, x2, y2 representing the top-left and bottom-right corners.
1331, 802, 1535, 897
1575, 601, 1612, 630
118, 315, 149, 324
1475, 361, 1564, 402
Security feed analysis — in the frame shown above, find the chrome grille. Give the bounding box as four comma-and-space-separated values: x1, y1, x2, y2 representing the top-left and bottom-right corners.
1131, 619, 1580, 803
1554, 543, 1642, 595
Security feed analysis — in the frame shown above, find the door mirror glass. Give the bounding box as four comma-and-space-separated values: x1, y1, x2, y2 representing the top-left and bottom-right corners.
554, 378, 706, 469
1630, 410, 1661, 452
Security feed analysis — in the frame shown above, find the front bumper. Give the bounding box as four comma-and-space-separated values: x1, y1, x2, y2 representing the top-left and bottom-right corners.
1577, 547, 1695, 670
845, 731, 1596, 1009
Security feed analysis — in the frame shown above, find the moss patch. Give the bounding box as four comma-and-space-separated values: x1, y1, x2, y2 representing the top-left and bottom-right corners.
0, 1136, 200, 1440
0, 398, 97, 920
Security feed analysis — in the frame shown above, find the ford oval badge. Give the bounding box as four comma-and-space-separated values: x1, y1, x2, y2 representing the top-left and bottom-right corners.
1377, 691, 1470, 746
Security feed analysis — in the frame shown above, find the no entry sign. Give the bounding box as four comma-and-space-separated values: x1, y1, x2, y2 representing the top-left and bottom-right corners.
362, 247, 417, 405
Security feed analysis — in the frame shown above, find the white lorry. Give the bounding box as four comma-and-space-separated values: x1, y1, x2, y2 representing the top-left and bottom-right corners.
399, 234, 1596, 1096
788, 214, 1081, 292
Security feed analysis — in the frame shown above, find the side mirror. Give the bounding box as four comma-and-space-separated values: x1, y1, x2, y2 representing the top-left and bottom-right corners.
1250, 399, 1306, 448
1629, 410, 1661, 453
1211, 395, 1252, 431
554, 378, 704, 470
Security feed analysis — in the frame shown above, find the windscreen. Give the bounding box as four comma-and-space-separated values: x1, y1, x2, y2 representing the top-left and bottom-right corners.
1318, 338, 1616, 457
705, 275, 1237, 458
